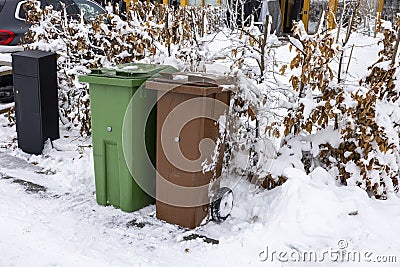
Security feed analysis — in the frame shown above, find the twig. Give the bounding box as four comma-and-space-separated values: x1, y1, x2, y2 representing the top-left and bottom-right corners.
0, 107, 11, 115
287, 37, 306, 56
259, 15, 270, 81
346, 44, 355, 74
391, 27, 400, 66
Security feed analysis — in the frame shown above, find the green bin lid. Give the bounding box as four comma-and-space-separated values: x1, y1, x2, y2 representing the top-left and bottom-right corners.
79, 63, 175, 87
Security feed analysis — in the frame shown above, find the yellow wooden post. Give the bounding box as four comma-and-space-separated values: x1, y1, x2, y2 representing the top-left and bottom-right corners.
375, 0, 385, 36
281, 0, 286, 33
180, 0, 188, 6
377, 0, 384, 13
302, 0, 310, 32
124, 0, 130, 11
327, 0, 338, 30
217, 0, 220, 5
163, 0, 168, 4
124, 0, 137, 11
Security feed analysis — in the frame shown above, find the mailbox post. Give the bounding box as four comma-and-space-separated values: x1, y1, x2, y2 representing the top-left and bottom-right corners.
12, 50, 59, 155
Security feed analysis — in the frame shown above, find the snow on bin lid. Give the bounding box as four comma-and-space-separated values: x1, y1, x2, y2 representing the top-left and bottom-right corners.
146, 72, 236, 96
88, 63, 171, 78
158, 72, 235, 86
79, 64, 176, 87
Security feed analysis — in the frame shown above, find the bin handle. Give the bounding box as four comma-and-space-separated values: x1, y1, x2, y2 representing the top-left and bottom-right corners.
90, 69, 103, 75
158, 72, 235, 86
115, 70, 147, 77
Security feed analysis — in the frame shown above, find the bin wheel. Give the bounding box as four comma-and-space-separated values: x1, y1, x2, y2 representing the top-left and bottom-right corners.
211, 187, 233, 222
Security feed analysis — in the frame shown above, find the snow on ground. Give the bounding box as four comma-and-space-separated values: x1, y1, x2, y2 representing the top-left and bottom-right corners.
0, 45, 24, 54
0, 54, 12, 64
0, 32, 400, 266
0, 66, 12, 73
0, 47, 19, 64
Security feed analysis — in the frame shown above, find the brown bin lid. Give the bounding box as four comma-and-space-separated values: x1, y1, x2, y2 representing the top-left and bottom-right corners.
146, 72, 236, 96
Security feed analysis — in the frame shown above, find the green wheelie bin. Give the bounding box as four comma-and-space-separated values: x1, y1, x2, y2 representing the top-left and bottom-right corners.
80, 63, 172, 212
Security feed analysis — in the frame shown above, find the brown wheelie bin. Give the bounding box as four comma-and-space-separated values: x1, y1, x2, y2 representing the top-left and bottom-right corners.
146, 73, 234, 229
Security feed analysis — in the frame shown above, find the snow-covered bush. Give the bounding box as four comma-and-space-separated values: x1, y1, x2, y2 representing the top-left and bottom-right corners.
224, 69, 289, 187
225, 14, 280, 84
221, 16, 293, 187
24, 2, 96, 135
219, 15, 282, 182
23, 1, 224, 135
276, 20, 400, 199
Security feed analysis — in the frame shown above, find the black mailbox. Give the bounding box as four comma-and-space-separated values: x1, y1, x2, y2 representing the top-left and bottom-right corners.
12, 50, 59, 154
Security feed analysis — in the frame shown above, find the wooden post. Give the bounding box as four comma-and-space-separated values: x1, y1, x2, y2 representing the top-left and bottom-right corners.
327, 0, 338, 30
124, 0, 132, 11
180, 0, 188, 6
281, 0, 286, 33
302, 0, 310, 32
377, 0, 384, 13
163, 0, 168, 4
375, 0, 385, 37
